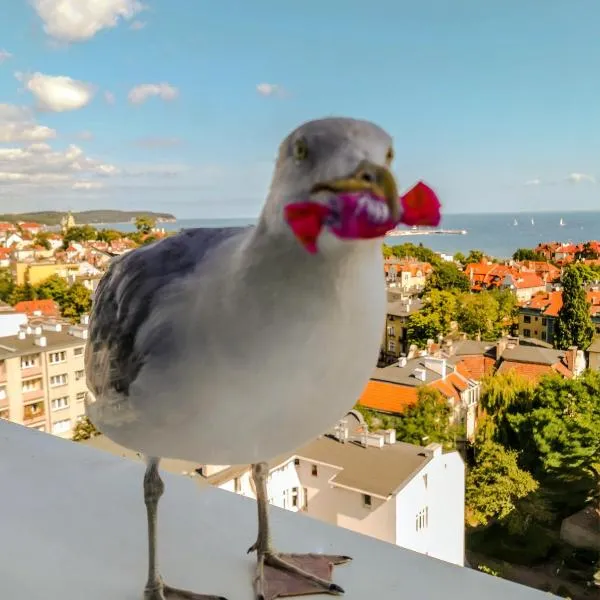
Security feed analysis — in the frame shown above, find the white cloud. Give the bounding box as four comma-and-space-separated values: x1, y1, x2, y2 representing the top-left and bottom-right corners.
524, 178, 541, 186
103, 90, 116, 105
567, 172, 596, 184
16, 72, 95, 112
129, 20, 146, 30
0, 103, 57, 143
128, 83, 179, 105
32, 0, 144, 42
256, 83, 286, 97
0, 49, 12, 63
0, 142, 118, 188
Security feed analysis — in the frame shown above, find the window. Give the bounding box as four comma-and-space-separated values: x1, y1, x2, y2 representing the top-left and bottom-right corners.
523, 315, 531, 324
0, 408, 9, 420
51, 396, 69, 411
386, 326, 395, 336
75, 370, 85, 381
0, 386, 6, 401
52, 419, 71, 434
234, 477, 241, 493
387, 340, 396, 352
291, 487, 299, 507
311, 464, 318, 477
541, 332, 546, 341
76, 391, 87, 402
22, 378, 42, 393
50, 374, 68, 387
294, 458, 300, 466
423, 474, 428, 488
534, 316, 538, 322
415, 507, 429, 531
303, 487, 308, 510
49, 351, 66, 364
363, 494, 372, 508
542, 318, 547, 326
20, 355, 38, 369
523, 328, 531, 337
73, 347, 84, 356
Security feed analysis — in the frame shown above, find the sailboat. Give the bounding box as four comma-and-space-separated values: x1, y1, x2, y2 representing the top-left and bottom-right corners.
513, 218, 518, 226
531, 218, 535, 226
559, 218, 565, 226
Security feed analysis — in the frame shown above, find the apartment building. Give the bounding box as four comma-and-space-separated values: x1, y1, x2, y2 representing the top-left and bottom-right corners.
380, 295, 423, 364
83, 411, 466, 567
0, 320, 89, 438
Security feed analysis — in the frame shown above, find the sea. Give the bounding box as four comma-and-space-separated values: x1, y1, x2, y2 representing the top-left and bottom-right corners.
99, 210, 600, 259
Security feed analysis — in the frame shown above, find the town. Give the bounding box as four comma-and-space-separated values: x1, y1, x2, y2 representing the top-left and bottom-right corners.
0, 215, 597, 598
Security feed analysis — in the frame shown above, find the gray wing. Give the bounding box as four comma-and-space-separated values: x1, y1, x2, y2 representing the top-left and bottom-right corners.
86, 226, 249, 397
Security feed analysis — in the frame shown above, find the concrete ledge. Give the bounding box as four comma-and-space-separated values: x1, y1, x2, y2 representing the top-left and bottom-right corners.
0, 421, 553, 599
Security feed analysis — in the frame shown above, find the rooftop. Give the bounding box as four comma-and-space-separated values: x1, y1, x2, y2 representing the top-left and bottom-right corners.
0, 327, 86, 360
0, 420, 552, 600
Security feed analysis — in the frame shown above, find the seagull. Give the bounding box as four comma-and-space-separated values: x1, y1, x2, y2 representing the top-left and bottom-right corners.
85, 117, 438, 600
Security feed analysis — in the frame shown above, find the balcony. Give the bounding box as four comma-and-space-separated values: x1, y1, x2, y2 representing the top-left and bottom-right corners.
23, 402, 45, 424
0, 419, 553, 600
0, 365, 6, 383
22, 388, 45, 403
21, 365, 42, 378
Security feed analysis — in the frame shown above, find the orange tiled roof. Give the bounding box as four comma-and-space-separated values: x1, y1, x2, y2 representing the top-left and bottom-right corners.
510, 272, 545, 289
13, 299, 60, 317
19, 222, 41, 229
523, 291, 563, 317
358, 380, 418, 414
454, 355, 495, 380
496, 360, 573, 382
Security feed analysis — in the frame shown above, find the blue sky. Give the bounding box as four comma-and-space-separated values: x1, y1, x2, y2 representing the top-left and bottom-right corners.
0, 0, 598, 218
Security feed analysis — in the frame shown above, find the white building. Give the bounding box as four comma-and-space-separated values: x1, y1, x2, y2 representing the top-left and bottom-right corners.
203, 413, 466, 567
0, 304, 28, 338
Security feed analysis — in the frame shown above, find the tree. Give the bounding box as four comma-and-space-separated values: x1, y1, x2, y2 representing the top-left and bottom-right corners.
425, 261, 470, 293
466, 440, 538, 527
135, 216, 156, 235
72, 416, 100, 441
555, 265, 594, 350
61, 283, 92, 321
35, 274, 69, 305
33, 231, 51, 250
512, 248, 546, 262
383, 242, 441, 266
575, 241, 600, 261
96, 228, 123, 243
62, 225, 97, 248
465, 249, 485, 263
9, 282, 37, 304
456, 292, 500, 340
478, 371, 534, 444
488, 288, 518, 335
394, 387, 456, 447
453, 252, 466, 264
407, 289, 457, 347
505, 372, 600, 507
0, 268, 15, 303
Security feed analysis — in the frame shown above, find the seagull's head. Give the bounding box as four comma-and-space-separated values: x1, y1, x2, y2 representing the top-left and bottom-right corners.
263, 117, 400, 255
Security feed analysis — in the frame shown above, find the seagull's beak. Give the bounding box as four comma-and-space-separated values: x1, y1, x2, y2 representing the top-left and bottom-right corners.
310, 160, 400, 221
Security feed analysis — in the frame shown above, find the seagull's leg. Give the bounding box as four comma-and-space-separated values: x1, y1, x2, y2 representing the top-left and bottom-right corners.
247, 462, 351, 600
143, 457, 227, 600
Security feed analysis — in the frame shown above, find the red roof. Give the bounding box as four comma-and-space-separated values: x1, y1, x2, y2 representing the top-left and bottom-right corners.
13, 299, 60, 317
358, 380, 418, 414
496, 360, 573, 382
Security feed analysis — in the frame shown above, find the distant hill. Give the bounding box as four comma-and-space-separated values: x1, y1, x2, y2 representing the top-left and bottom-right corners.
0, 210, 177, 226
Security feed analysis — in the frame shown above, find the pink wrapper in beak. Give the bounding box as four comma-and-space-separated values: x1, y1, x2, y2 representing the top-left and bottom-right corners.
284, 181, 441, 254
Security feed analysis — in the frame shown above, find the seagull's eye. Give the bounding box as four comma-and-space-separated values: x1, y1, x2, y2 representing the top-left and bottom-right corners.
385, 147, 394, 165
292, 138, 309, 162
